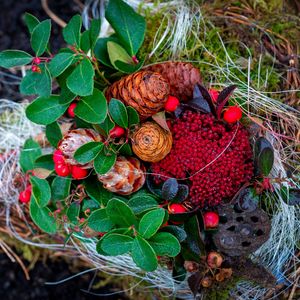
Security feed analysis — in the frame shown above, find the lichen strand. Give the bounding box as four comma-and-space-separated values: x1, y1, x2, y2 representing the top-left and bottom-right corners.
151, 111, 253, 207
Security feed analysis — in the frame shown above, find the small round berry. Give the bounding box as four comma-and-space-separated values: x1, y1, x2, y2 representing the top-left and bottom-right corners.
33, 57, 41, 64
201, 276, 213, 288
67, 102, 77, 118
223, 106, 242, 123
207, 252, 223, 268
71, 165, 88, 180
164, 95, 180, 112
31, 65, 41, 73
19, 189, 31, 203
168, 203, 187, 214
55, 163, 70, 177
53, 150, 65, 164
109, 126, 126, 138
203, 211, 219, 229
209, 88, 219, 102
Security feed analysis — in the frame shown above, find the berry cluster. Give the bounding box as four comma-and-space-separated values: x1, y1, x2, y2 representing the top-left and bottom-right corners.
152, 111, 253, 207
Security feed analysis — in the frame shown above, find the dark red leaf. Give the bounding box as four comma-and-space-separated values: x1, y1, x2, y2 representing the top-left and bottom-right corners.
216, 85, 237, 119
187, 272, 202, 297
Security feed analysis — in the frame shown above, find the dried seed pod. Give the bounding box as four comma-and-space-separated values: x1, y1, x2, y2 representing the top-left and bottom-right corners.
132, 122, 173, 163
105, 71, 170, 119
97, 156, 145, 195
184, 261, 199, 273
58, 129, 102, 168
143, 62, 202, 101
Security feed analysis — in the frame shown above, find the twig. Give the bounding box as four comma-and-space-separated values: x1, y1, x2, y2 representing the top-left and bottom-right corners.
41, 0, 67, 28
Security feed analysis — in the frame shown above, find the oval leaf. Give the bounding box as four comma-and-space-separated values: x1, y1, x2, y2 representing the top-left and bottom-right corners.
127, 106, 140, 126
46, 121, 62, 148
49, 52, 75, 77
127, 195, 158, 214
74, 142, 104, 164
148, 232, 181, 257
67, 202, 80, 224
88, 208, 114, 232
139, 208, 165, 239
63, 15, 82, 47
30, 176, 51, 207
24, 13, 40, 34
20, 139, 42, 173
31, 19, 51, 56
85, 179, 113, 206
51, 176, 72, 201
0, 50, 32, 68
109, 98, 128, 128
101, 234, 133, 256
94, 150, 116, 175
255, 137, 274, 176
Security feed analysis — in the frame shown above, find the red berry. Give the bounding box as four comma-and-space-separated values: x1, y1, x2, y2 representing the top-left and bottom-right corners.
71, 165, 88, 180
203, 211, 219, 228
165, 95, 180, 112
209, 89, 219, 102
33, 57, 41, 64
19, 189, 31, 203
67, 102, 77, 118
31, 65, 41, 73
207, 252, 223, 268
109, 126, 125, 138
55, 163, 70, 177
53, 150, 65, 164
168, 203, 187, 214
223, 106, 242, 123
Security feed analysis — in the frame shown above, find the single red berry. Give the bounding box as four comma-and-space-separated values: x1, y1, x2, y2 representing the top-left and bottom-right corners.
207, 251, 223, 268
33, 57, 41, 64
109, 125, 126, 138
55, 163, 70, 177
31, 65, 41, 73
165, 95, 180, 112
203, 211, 219, 228
168, 203, 187, 214
53, 149, 65, 164
19, 189, 31, 203
223, 106, 242, 123
209, 88, 219, 102
71, 165, 88, 180
67, 102, 77, 118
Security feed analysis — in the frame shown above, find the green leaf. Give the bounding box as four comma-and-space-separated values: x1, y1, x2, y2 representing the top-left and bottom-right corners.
67, 202, 80, 224
161, 225, 187, 243
74, 88, 107, 123
90, 19, 101, 50
56, 66, 76, 105
94, 150, 116, 175
46, 121, 62, 148
67, 58, 94, 96
138, 208, 165, 239
107, 41, 131, 69
30, 196, 57, 234
108, 98, 128, 128
254, 137, 274, 176
127, 106, 139, 126
105, 0, 146, 56
114, 59, 144, 74
94, 35, 119, 67
24, 13, 40, 34
106, 198, 137, 227
88, 209, 114, 232
30, 176, 51, 207
85, 179, 113, 206
80, 30, 91, 53
148, 232, 181, 257
98, 116, 115, 135
0, 50, 32, 68
20, 139, 42, 173
63, 15, 82, 47
34, 154, 54, 170
31, 19, 51, 56
131, 235, 157, 272
20, 65, 51, 97
101, 234, 133, 255
82, 199, 100, 212
26, 95, 68, 125
48, 52, 75, 77
51, 176, 72, 201
127, 195, 158, 214
74, 141, 104, 164
118, 143, 132, 156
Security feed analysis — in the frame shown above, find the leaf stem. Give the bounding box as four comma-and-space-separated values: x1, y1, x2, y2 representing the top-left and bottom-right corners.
93, 59, 111, 85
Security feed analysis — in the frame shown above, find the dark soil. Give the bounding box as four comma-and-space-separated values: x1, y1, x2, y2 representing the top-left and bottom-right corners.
0, 253, 128, 300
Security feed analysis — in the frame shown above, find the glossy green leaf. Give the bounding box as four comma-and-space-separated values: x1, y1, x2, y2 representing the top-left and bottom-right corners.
127, 106, 139, 126
255, 137, 274, 176
98, 116, 115, 135
74, 142, 104, 164
80, 30, 91, 53
67, 202, 80, 224
148, 232, 181, 257
48, 52, 75, 77
24, 13, 40, 34
34, 154, 54, 170
131, 235, 157, 272
82, 199, 100, 212
30, 176, 51, 207
106, 198, 137, 227
127, 195, 158, 214
90, 19, 101, 50
108, 98, 128, 128
51, 176, 72, 200
0, 50, 32, 68
94, 150, 116, 175
67, 58, 94, 96
26, 95, 68, 125
19, 139, 42, 173
94, 35, 119, 67
118, 143, 132, 156
63, 15, 82, 47
85, 179, 113, 206
161, 225, 187, 243
45, 121, 62, 148
74, 88, 107, 123
105, 0, 146, 56
107, 41, 131, 68
31, 19, 51, 56
114, 59, 144, 74
88, 208, 114, 232
101, 234, 133, 256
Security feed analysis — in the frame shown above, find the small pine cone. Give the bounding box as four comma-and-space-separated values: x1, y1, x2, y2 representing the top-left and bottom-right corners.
143, 62, 201, 101
97, 156, 145, 195
132, 122, 172, 163
105, 71, 170, 119
58, 129, 102, 168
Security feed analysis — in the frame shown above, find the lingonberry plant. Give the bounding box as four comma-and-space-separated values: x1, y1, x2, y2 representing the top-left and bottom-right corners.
0, 0, 278, 294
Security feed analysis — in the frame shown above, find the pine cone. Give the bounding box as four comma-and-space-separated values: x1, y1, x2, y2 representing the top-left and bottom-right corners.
105, 71, 170, 119
97, 156, 145, 195
143, 62, 201, 101
58, 129, 102, 168
132, 122, 173, 163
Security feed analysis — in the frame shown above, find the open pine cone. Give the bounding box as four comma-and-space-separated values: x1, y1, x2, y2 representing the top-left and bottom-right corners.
97, 156, 145, 195
105, 71, 170, 119
132, 122, 173, 163
143, 61, 201, 101
58, 129, 102, 168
